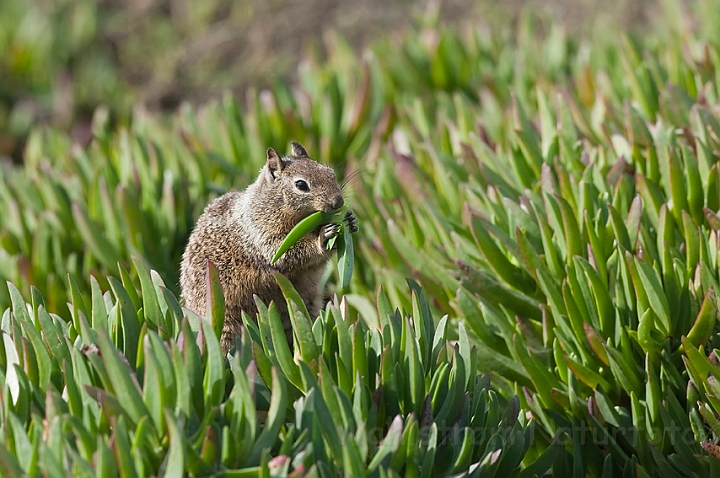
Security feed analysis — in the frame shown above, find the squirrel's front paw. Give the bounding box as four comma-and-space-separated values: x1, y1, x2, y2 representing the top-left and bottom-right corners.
344, 209, 359, 233
321, 222, 341, 248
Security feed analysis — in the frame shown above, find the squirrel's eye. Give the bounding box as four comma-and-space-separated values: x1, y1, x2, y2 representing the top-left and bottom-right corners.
295, 180, 310, 192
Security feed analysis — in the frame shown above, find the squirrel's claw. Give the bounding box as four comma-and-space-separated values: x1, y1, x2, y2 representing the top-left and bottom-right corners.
344, 209, 359, 233
321, 222, 341, 247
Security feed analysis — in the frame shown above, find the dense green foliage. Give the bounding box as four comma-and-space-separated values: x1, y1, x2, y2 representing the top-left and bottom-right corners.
0, 262, 541, 476
5, 0, 720, 476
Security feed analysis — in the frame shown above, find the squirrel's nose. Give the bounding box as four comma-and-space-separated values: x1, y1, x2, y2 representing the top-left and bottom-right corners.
332, 196, 344, 211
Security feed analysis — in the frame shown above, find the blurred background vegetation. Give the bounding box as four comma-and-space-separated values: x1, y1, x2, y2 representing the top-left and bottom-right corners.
0, 0, 650, 163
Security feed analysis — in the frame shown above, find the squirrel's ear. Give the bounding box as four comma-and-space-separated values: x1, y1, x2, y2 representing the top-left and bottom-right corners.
266, 148, 285, 180
291, 141, 308, 157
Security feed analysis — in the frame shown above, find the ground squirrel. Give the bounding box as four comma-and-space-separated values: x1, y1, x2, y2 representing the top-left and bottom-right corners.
180, 141, 358, 353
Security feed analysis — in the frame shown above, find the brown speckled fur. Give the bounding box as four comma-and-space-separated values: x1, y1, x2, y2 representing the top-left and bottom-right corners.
180, 142, 346, 353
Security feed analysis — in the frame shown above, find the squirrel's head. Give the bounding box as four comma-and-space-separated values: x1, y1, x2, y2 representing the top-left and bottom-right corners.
263, 141, 344, 219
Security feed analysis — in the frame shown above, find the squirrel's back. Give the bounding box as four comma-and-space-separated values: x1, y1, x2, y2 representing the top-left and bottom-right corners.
180, 191, 265, 344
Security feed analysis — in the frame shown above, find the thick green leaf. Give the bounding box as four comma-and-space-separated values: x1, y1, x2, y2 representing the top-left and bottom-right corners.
205, 260, 225, 341
337, 221, 355, 288
96, 327, 151, 429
